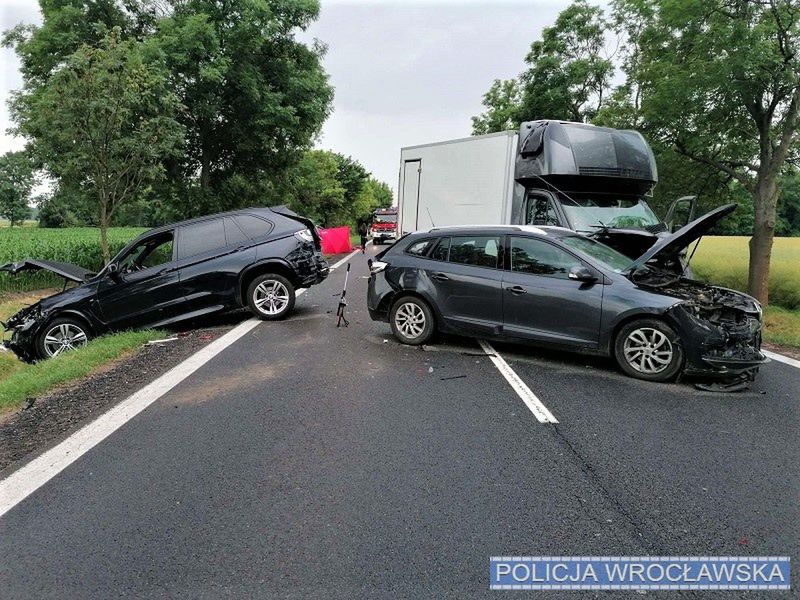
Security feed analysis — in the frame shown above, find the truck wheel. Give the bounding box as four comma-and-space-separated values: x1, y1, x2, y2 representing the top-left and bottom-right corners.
390, 296, 434, 345
614, 319, 684, 382
36, 317, 90, 359
247, 274, 296, 320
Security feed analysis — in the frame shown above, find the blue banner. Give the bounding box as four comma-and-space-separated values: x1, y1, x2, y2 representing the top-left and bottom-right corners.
490, 556, 790, 590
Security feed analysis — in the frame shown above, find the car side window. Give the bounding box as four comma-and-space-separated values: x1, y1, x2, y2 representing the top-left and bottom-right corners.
234, 215, 273, 240
118, 231, 174, 274
406, 239, 434, 256
178, 219, 227, 259
224, 217, 248, 247
448, 236, 500, 269
510, 236, 579, 279
526, 194, 560, 226
430, 237, 450, 261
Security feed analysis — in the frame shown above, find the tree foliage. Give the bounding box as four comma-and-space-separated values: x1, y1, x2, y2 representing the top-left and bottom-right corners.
0, 151, 35, 225
10, 28, 183, 261
472, 0, 613, 133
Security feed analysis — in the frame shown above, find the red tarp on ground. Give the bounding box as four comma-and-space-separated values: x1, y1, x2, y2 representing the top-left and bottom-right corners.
318, 226, 352, 255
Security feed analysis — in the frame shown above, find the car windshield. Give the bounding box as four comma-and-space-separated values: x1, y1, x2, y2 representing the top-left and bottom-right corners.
560, 235, 634, 273
560, 196, 661, 232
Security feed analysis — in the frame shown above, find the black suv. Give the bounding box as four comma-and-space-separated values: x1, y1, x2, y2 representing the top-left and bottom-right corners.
2, 206, 329, 361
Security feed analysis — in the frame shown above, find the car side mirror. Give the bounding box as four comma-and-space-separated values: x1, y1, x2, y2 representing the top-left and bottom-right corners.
106, 263, 120, 280
568, 265, 597, 282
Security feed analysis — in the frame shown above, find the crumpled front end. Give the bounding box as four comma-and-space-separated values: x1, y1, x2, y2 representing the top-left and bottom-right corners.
3, 303, 47, 362
667, 289, 768, 377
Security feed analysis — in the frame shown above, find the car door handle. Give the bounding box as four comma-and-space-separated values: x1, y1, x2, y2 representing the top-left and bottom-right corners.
507, 285, 527, 295
430, 273, 450, 281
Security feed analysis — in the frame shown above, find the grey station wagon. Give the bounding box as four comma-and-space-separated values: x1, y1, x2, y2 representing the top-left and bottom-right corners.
367, 204, 767, 383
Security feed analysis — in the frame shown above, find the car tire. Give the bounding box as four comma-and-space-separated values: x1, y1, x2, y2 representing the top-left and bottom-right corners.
614, 318, 684, 382
35, 316, 91, 360
247, 274, 296, 321
390, 296, 435, 346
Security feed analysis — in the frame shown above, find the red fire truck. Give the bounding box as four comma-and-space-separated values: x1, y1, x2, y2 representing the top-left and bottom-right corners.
370, 207, 398, 245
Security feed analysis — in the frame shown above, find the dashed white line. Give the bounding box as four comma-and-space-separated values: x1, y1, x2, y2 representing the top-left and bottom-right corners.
762, 349, 800, 370
479, 340, 558, 424
0, 252, 359, 519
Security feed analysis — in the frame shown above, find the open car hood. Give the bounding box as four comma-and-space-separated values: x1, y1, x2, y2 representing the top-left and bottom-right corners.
0, 259, 95, 283
627, 203, 737, 271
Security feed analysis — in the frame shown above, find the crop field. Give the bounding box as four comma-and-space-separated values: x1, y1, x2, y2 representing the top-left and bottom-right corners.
0, 227, 146, 293
692, 236, 800, 310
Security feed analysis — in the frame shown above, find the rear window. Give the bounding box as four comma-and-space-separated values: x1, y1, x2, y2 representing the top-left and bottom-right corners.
234, 215, 273, 240
178, 218, 227, 259
448, 236, 500, 269
405, 239, 434, 256
430, 238, 450, 261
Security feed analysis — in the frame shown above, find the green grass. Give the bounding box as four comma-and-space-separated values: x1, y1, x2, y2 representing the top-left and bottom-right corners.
0, 290, 165, 413
0, 226, 146, 293
763, 306, 800, 348
692, 236, 800, 310
0, 329, 165, 412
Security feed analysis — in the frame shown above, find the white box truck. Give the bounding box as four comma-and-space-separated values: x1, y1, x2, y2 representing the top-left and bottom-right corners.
398, 120, 698, 259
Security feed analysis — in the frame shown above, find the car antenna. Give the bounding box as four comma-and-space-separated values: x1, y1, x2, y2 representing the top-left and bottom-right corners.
336, 263, 351, 328
426, 207, 435, 227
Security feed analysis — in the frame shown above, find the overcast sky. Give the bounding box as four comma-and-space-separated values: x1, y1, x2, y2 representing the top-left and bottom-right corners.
1, 0, 570, 195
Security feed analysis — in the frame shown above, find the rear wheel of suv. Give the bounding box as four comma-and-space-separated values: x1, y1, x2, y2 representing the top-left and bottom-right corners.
390, 296, 435, 345
36, 317, 90, 359
614, 318, 684, 382
247, 274, 296, 320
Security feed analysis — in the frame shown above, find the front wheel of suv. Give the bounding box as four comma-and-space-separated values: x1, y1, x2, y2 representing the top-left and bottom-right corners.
614, 318, 684, 382
247, 274, 296, 320
390, 296, 435, 346
36, 317, 91, 359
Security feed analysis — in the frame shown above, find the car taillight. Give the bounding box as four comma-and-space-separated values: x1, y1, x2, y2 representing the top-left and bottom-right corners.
294, 229, 314, 243
368, 259, 388, 274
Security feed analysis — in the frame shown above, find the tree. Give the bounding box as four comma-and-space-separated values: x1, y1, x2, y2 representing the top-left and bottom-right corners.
472, 79, 522, 135
613, 0, 800, 304
0, 151, 35, 225
472, 0, 613, 134
285, 150, 346, 227
10, 29, 183, 261
153, 0, 333, 213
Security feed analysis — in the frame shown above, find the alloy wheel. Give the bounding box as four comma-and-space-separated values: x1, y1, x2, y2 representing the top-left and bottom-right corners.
253, 280, 290, 316
394, 302, 426, 340
43, 323, 88, 357
622, 327, 674, 374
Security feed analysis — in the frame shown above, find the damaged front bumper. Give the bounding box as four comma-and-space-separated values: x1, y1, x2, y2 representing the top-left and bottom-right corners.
3, 309, 45, 362
668, 304, 769, 377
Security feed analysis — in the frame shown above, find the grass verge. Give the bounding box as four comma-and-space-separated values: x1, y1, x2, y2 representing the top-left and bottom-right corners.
763, 306, 800, 348
0, 329, 165, 413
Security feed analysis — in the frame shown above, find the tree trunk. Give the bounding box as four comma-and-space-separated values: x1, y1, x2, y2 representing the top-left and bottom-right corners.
99, 201, 111, 265
748, 180, 780, 305
200, 147, 211, 191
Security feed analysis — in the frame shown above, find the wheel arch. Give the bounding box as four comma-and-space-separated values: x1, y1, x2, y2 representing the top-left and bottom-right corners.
238, 260, 299, 306
603, 307, 680, 355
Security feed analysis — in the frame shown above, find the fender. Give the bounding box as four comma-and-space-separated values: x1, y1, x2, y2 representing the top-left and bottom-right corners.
236, 258, 297, 305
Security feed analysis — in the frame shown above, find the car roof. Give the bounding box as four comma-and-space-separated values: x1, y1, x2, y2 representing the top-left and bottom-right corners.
137, 207, 279, 237
423, 224, 575, 237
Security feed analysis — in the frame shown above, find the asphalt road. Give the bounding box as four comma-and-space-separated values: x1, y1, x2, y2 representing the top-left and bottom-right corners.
1, 246, 798, 598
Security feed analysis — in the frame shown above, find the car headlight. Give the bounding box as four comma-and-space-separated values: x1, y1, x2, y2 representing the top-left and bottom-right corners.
294, 229, 314, 243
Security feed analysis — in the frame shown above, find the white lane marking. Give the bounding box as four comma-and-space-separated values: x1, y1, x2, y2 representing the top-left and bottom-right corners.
0, 251, 360, 519
329, 248, 363, 270
763, 349, 800, 370
479, 340, 558, 424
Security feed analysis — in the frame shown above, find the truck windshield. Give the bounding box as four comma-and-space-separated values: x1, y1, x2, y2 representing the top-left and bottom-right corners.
375, 214, 397, 223
560, 196, 661, 232
560, 235, 634, 273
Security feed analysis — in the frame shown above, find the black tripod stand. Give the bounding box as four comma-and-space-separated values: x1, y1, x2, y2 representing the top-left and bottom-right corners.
336, 263, 351, 327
